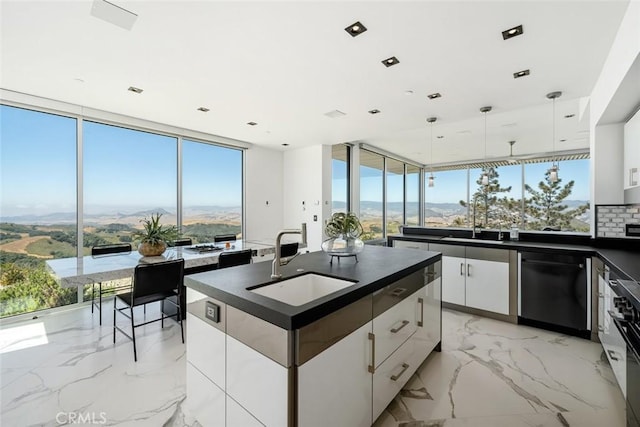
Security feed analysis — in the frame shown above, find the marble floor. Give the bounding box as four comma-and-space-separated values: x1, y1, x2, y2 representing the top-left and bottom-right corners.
0, 304, 625, 426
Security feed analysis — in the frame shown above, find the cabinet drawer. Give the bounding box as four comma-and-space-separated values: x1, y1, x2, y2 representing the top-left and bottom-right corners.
186, 313, 226, 388
373, 293, 418, 367
603, 318, 627, 397
373, 336, 420, 420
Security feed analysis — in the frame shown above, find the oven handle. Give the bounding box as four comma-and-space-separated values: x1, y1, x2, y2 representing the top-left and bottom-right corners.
612, 318, 640, 362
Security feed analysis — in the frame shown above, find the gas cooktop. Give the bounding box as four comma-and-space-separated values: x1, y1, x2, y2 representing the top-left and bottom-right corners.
184, 244, 224, 254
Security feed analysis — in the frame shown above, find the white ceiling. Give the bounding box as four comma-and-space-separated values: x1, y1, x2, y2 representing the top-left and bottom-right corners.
0, 0, 630, 165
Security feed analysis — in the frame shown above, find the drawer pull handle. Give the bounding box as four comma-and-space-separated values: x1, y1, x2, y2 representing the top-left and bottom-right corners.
598, 326, 604, 332
418, 297, 424, 327
467, 264, 471, 277
391, 320, 410, 333
460, 263, 464, 276
368, 333, 375, 373
607, 349, 619, 361
390, 288, 407, 298
390, 363, 410, 381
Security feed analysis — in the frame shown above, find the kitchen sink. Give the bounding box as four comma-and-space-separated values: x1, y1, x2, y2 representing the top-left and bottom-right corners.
248, 273, 357, 306
442, 237, 504, 244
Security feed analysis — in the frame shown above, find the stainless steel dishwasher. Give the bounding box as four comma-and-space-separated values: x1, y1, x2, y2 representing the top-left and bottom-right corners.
519, 251, 590, 339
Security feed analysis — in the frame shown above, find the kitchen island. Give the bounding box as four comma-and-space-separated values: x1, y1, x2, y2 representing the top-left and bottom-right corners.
184, 245, 442, 427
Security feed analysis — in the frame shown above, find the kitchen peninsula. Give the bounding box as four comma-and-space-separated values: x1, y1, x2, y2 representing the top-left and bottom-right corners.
184, 245, 442, 427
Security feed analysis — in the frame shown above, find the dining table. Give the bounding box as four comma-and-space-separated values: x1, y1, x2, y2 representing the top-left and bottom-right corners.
45, 239, 278, 288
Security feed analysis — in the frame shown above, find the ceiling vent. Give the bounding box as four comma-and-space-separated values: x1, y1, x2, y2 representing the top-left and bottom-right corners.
90, 0, 138, 31
324, 110, 346, 118
513, 69, 530, 79
128, 86, 143, 94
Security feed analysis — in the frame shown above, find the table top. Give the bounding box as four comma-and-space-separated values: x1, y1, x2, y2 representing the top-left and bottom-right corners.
46, 240, 276, 288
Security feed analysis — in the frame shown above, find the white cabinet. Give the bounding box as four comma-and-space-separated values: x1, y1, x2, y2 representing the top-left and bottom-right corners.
440, 256, 466, 306
186, 313, 225, 388
624, 108, 640, 189
412, 276, 442, 357
227, 336, 288, 427
298, 321, 373, 427
600, 269, 627, 397
227, 396, 264, 427
430, 243, 510, 315
465, 258, 509, 314
373, 292, 419, 366
186, 362, 226, 427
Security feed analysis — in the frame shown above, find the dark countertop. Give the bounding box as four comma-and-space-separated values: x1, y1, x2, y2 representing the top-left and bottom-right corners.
389, 233, 640, 282
389, 232, 640, 309
185, 245, 441, 330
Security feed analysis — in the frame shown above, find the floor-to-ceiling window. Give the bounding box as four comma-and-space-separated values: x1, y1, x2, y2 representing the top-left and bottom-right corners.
0, 105, 78, 317
0, 103, 245, 319
331, 144, 350, 214
83, 122, 178, 246
386, 158, 404, 234
405, 165, 420, 226
182, 140, 243, 242
424, 168, 468, 227
524, 159, 590, 232
360, 150, 384, 240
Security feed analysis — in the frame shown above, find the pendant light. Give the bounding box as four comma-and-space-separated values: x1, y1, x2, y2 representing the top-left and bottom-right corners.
426, 116, 437, 187
480, 106, 492, 185
546, 91, 562, 183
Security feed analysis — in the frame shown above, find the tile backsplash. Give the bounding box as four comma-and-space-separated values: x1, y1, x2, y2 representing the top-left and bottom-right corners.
596, 204, 640, 238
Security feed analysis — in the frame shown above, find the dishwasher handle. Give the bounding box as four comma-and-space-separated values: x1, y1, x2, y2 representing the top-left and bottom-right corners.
521, 258, 584, 268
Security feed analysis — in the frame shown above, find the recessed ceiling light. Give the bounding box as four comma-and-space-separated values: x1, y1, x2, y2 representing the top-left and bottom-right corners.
560, 139, 567, 142
437, 135, 444, 139
282, 143, 289, 147
382, 56, 400, 67
427, 93, 441, 100
368, 109, 380, 115
405, 90, 414, 96
128, 86, 143, 94
502, 25, 523, 40
345, 21, 367, 37
324, 110, 346, 118
197, 107, 209, 112
247, 121, 257, 126
564, 114, 575, 118
513, 69, 530, 79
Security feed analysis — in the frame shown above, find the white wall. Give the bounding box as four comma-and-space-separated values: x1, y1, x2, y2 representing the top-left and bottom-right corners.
244, 146, 284, 242
282, 145, 332, 252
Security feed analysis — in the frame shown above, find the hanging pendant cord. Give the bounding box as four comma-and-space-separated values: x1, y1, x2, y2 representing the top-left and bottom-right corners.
552, 96, 556, 167
430, 122, 433, 173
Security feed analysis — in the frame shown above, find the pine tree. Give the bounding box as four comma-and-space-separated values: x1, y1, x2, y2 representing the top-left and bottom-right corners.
460, 167, 513, 229
524, 169, 588, 230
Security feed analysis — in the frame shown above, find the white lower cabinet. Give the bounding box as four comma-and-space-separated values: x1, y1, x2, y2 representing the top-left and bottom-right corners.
412, 277, 442, 356
186, 362, 226, 427
298, 321, 373, 427
373, 293, 419, 366
465, 258, 509, 315
226, 336, 288, 427
186, 312, 225, 388
440, 256, 466, 306
373, 334, 417, 420
227, 396, 264, 427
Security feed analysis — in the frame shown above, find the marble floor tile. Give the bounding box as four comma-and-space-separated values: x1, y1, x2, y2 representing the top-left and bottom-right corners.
1, 304, 626, 426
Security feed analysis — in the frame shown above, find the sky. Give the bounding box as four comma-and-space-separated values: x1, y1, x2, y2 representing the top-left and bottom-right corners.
0, 104, 589, 218
333, 157, 590, 205
1, 105, 242, 217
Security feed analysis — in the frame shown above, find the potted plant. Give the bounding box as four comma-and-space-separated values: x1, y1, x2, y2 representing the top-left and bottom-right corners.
321, 212, 365, 257
132, 212, 179, 257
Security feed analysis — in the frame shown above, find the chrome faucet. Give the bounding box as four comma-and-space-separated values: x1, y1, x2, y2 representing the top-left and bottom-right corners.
271, 223, 307, 279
